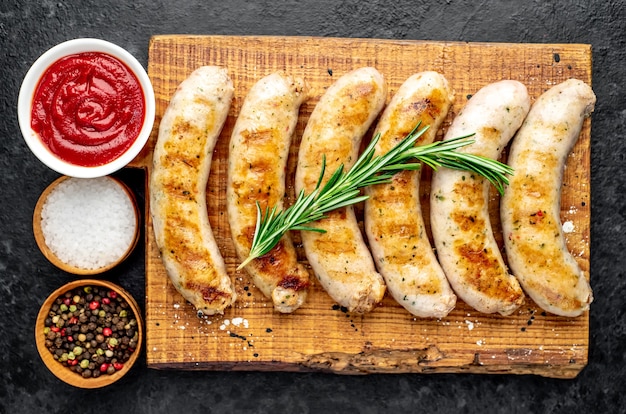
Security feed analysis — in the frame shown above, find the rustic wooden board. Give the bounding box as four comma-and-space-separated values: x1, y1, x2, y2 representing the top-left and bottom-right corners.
136, 35, 592, 378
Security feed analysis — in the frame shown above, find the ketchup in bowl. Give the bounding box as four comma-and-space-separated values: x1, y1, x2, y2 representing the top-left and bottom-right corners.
30, 52, 146, 167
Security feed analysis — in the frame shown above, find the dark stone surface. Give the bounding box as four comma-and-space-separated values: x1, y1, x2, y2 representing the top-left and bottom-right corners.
1, 0, 625, 412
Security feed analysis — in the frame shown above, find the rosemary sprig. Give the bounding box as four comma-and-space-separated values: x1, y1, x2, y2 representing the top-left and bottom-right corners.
237, 123, 513, 269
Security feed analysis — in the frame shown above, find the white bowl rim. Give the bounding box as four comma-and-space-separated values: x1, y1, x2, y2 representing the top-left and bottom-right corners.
17, 38, 155, 178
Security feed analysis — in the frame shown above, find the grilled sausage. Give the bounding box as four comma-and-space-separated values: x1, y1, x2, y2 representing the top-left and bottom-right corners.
150, 66, 236, 316
364, 71, 457, 318
430, 80, 530, 315
227, 72, 311, 313
295, 67, 387, 313
501, 78, 595, 317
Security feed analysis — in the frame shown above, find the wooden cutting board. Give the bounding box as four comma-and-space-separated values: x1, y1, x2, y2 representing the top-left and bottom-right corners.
135, 35, 592, 378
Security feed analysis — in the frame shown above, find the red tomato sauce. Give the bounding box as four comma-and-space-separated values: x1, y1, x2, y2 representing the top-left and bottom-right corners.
31, 52, 145, 167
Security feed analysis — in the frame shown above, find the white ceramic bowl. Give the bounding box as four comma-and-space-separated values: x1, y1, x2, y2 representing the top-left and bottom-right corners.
18, 38, 155, 178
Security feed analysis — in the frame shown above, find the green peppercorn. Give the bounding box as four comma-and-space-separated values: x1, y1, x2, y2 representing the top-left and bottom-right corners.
80, 359, 90, 369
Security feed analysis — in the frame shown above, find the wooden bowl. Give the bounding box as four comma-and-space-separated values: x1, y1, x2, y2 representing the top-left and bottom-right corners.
33, 176, 140, 275
35, 279, 143, 388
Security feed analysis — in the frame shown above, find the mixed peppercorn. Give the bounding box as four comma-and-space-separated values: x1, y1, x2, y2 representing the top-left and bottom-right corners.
43, 285, 139, 378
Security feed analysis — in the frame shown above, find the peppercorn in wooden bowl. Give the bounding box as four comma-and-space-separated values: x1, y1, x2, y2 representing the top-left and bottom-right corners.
35, 279, 143, 388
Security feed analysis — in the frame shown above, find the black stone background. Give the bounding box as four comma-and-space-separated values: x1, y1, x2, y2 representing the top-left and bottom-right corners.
1, 1, 625, 413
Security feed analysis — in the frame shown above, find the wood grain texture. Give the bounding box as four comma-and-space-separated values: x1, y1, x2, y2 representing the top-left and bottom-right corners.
138, 35, 592, 378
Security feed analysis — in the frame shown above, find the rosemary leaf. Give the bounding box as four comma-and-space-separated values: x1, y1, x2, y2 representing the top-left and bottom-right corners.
237, 123, 513, 269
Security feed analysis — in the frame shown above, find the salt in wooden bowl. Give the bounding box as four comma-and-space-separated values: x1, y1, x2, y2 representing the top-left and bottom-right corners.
33, 176, 140, 275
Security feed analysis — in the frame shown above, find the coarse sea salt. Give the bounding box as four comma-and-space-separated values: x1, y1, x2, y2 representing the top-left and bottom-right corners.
40, 177, 137, 270
562, 221, 575, 233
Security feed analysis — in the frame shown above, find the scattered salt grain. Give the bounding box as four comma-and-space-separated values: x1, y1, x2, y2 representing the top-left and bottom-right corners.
231, 317, 249, 328
562, 221, 575, 233
40, 177, 137, 270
